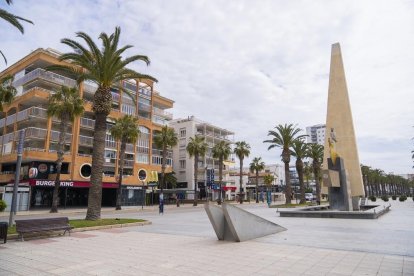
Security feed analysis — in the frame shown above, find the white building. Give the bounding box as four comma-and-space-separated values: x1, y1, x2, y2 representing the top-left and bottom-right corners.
169, 116, 235, 200
306, 124, 326, 145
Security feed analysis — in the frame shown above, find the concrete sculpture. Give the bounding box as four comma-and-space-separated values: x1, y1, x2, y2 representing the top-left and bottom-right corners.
204, 203, 286, 242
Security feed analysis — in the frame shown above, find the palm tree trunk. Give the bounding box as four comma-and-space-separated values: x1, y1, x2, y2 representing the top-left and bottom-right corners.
116, 139, 126, 210
50, 119, 67, 213
255, 170, 259, 203
284, 161, 291, 204
218, 157, 223, 205
297, 160, 305, 204
239, 158, 243, 204
86, 112, 107, 220
193, 154, 198, 206
160, 144, 167, 192
314, 163, 321, 204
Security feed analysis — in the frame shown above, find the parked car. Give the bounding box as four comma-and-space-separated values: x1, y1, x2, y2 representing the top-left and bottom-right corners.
305, 193, 314, 201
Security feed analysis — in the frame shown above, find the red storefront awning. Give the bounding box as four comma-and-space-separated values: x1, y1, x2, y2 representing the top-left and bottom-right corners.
222, 186, 237, 191
28, 179, 119, 188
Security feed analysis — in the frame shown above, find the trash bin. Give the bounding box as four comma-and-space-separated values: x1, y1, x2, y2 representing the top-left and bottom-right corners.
0, 222, 8, 243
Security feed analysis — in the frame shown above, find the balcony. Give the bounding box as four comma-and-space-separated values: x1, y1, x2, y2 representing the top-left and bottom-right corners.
80, 117, 95, 129
123, 159, 135, 168
20, 86, 55, 96
125, 143, 135, 153
16, 107, 48, 122
152, 107, 173, 119
50, 130, 72, 143
0, 118, 4, 128
138, 103, 151, 112
105, 140, 116, 149
5, 114, 16, 127
2, 133, 14, 144
152, 116, 168, 126
79, 135, 93, 147
13, 68, 77, 89
151, 149, 173, 158
24, 127, 47, 140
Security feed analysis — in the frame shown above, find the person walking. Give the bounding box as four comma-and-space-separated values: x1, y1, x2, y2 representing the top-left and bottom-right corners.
159, 192, 164, 215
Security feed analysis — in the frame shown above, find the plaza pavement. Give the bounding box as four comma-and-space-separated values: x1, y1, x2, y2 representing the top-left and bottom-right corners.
0, 199, 413, 275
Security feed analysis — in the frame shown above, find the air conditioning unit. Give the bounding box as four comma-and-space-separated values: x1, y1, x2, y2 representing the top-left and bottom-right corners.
105, 158, 110, 163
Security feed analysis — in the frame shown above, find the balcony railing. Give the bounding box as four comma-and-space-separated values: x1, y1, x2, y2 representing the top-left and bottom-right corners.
79, 135, 93, 147
2, 133, 14, 143
0, 118, 4, 128
152, 116, 168, 126
21, 86, 55, 96
24, 127, 47, 140
138, 103, 151, 112
50, 130, 72, 143
105, 140, 116, 148
125, 143, 135, 153
80, 117, 95, 129
151, 149, 173, 158
16, 107, 48, 122
123, 159, 135, 167
13, 68, 77, 88
5, 114, 16, 126
152, 107, 173, 119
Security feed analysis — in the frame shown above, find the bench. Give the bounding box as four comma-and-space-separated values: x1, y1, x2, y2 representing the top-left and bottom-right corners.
15, 217, 74, 241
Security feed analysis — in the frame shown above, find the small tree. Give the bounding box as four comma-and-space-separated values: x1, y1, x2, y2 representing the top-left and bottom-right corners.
249, 157, 265, 203
234, 141, 250, 204
0, 75, 16, 112
110, 115, 140, 210
263, 174, 275, 204
307, 143, 324, 204
212, 141, 231, 205
47, 86, 84, 213
186, 136, 208, 206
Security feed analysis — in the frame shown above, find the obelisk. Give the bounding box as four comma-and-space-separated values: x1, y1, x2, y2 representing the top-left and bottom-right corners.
322, 43, 364, 198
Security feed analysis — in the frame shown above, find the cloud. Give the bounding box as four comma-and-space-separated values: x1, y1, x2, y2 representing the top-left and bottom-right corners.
1, 0, 413, 174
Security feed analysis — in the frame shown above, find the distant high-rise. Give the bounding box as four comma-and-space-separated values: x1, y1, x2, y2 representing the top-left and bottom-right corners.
306, 124, 326, 145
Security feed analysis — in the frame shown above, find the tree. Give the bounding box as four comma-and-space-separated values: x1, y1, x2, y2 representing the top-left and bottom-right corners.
249, 157, 265, 203
186, 136, 208, 206
0, 75, 16, 112
233, 141, 250, 204
212, 141, 231, 205
360, 164, 371, 197
153, 126, 178, 192
307, 143, 324, 204
303, 161, 312, 190
290, 140, 308, 204
1, 0, 33, 64
47, 86, 84, 213
49, 27, 156, 220
264, 124, 306, 204
263, 174, 275, 204
110, 115, 140, 210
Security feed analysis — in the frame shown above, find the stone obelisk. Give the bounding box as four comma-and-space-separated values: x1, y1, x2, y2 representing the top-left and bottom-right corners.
322, 43, 364, 198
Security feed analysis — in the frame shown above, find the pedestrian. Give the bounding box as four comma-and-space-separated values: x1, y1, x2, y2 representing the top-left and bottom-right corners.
159, 192, 164, 215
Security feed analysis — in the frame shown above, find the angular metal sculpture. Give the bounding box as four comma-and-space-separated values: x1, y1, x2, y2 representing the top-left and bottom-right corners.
204, 203, 286, 242
323, 43, 364, 200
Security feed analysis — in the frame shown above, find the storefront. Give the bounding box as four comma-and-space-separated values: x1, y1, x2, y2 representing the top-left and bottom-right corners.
121, 185, 146, 207
28, 179, 118, 209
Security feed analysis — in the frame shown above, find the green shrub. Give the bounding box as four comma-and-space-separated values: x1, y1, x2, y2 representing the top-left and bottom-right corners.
0, 199, 6, 212
392, 195, 397, 200
369, 195, 376, 202
381, 195, 389, 202
399, 195, 407, 202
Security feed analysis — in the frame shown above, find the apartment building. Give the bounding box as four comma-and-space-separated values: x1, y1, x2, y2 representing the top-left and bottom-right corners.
169, 116, 235, 201
306, 124, 326, 145
0, 48, 174, 210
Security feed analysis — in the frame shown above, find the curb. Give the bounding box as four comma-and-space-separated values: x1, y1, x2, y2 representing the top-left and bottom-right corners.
6, 221, 152, 241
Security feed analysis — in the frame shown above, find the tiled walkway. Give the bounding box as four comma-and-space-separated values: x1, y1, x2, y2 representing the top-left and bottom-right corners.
1, 199, 413, 275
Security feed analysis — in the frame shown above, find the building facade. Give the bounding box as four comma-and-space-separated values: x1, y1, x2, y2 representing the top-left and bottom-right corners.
306, 124, 326, 145
169, 116, 234, 201
0, 48, 174, 210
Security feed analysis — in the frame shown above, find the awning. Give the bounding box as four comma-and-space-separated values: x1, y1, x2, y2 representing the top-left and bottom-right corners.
222, 186, 237, 191
28, 179, 118, 188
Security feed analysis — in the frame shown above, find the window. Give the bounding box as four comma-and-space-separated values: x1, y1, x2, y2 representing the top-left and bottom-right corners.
179, 160, 186, 169
137, 126, 150, 163
180, 128, 186, 138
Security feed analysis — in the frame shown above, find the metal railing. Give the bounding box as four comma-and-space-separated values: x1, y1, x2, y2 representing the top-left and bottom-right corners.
80, 117, 95, 129
5, 114, 16, 127
125, 143, 135, 153
152, 107, 173, 119
50, 130, 72, 143
79, 135, 93, 147
24, 127, 47, 140
16, 107, 48, 122
123, 159, 135, 167
21, 86, 55, 96
13, 68, 77, 88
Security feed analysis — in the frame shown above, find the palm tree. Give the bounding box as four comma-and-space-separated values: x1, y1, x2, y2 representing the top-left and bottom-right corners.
186, 136, 208, 206
249, 157, 265, 203
233, 141, 250, 204
153, 126, 178, 192
212, 141, 231, 205
110, 115, 140, 210
49, 27, 156, 220
1, 0, 33, 64
360, 164, 371, 197
290, 140, 308, 204
307, 143, 324, 204
264, 124, 306, 204
263, 174, 275, 204
0, 75, 16, 111
303, 161, 312, 190
47, 86, 84, 213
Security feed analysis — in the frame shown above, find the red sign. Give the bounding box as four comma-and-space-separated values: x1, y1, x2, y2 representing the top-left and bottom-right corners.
28, 179, 118, 189
222, 186, 237, 191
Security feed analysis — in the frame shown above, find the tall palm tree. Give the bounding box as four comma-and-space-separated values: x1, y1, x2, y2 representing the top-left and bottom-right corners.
249, 157, 265, 203
47, 86, 84, 213
307, 143, 324, 204
264, 124, 306, 204
48, 27, 156, 220
360, 164, 371, 197
1, 0, 33, 64
186, 136, 208, 206
110, 115, 140, 210
153, 126, 178, 192
212, 141, 231, 205
290, 140, 308, 204
0, 75, 16, 111
233, 141, 250, 204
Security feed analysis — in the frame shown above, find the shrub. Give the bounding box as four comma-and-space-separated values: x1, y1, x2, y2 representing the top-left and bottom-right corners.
392, 195, 397, 200
0, 199, 6, 212
399, 195, 407, 202
369, 195, 376, 202
381, 195, 389, 202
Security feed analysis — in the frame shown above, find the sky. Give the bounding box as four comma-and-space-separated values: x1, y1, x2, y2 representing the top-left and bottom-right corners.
1, 0, 413, 174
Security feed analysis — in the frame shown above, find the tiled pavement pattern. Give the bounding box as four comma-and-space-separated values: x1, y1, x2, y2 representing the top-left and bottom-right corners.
0, 199, 413, 275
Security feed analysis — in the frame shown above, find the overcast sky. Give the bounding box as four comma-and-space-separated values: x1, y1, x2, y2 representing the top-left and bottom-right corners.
1, 0, 413, 174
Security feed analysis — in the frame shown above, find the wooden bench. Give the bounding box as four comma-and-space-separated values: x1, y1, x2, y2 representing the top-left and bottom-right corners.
15, 217, 74, 241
